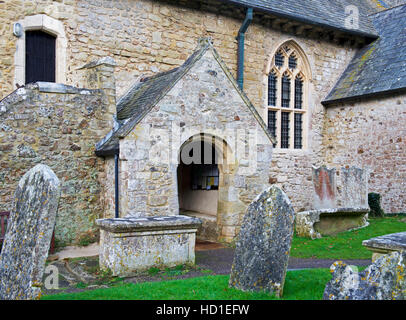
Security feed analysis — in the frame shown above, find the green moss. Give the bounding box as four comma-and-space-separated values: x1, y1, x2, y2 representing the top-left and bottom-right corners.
147, 267, 160, 276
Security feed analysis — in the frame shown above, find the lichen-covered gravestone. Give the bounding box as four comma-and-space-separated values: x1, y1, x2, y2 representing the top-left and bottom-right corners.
229, 186, 295, 297
0, 164, 60, 300
323, 251, 406, 300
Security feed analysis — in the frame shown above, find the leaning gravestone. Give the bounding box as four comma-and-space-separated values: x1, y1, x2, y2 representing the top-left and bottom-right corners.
0, 164, 60, 300
229, 186, 295, 297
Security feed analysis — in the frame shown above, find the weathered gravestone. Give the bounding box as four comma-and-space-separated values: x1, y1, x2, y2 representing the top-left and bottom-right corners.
323, 251, 406, 300
339, 166, 368, 208
0, 164, 60, 300
229, 186, 295, 297
313, 166, 336, 209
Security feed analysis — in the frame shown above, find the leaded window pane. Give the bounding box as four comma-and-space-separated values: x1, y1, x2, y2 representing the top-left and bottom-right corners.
268, 73, 277, 106
281, 112, 290, 149
268, 110, 277, 147
275, 52, 284, 67
282, 75, 291, 108
289, 55, 297, 69
295, 77, 303, 109
294, 113, 303, 149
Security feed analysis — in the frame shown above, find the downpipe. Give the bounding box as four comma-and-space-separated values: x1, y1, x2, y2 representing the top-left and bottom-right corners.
237, 8, 253, 90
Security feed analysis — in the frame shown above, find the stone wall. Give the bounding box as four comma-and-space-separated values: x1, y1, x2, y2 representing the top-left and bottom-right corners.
103, 157, 116, 219
323, 94, 406, 213
0, 82, 111, 245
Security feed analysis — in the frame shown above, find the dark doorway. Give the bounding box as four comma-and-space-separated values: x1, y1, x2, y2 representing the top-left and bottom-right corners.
178, 137, 220, 241
178, 139, 219, 215
25, 30, 56, 84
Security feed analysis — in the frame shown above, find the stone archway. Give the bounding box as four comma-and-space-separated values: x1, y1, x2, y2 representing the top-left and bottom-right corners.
177, 133, 237, 242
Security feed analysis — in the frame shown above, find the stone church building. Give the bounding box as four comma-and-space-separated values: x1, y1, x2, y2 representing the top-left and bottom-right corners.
0, 0, 405, 245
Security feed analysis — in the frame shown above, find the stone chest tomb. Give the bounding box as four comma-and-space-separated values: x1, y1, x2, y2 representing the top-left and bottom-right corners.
96, 216, 201, 276
362, 232, 406, 262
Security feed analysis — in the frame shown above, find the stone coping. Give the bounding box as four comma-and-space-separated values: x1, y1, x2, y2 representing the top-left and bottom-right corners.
96, 215, 202, 233
78, 56, 117, 69
362, 232, 406, 253
36, 82, 97, 95
298, 207, 369, 216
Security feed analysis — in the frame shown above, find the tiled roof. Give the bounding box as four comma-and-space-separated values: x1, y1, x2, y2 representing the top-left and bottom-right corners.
220, 0, 378, 38
323, 5, 406, 104
117, 41, 213, 120
117, 68, 186, 121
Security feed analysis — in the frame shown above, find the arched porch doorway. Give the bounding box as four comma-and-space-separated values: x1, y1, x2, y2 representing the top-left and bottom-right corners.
177, 133, 234, 242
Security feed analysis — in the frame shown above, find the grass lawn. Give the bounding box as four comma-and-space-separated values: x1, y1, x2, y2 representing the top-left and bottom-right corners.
42, 268, 332, 300
291, 215, 406, 259
42, 215, 405, 301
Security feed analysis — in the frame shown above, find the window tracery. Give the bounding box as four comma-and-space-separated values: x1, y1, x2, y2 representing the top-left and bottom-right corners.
266, 43, 308, 150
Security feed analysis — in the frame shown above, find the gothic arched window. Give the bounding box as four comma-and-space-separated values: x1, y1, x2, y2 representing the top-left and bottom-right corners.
266, 43, 309, 150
